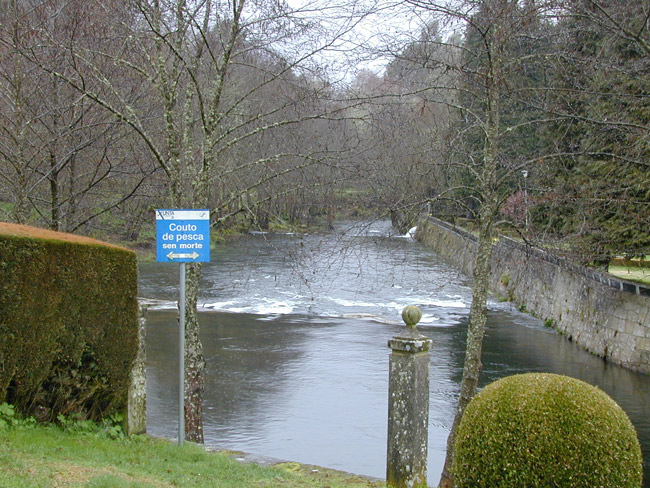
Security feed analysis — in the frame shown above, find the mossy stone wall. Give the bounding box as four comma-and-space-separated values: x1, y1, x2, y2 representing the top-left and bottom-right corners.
416, 217, 650, 373
0, 223, 138, 421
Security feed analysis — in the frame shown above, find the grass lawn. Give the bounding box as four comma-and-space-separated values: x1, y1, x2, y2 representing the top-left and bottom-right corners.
0, 424, 385, 488
608, 264, 650, 286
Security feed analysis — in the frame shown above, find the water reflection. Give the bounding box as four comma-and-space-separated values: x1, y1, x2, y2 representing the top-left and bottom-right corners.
141, 221, 650, 486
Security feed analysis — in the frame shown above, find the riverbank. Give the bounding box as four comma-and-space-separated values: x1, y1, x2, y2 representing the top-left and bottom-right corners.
0, 422, 385, 487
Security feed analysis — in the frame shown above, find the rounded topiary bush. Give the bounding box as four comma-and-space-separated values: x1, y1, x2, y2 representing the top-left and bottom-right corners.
451, 373, 642, 488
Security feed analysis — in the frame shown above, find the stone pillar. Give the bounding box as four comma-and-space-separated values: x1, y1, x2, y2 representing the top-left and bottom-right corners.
386, 305, 431, 488
127, 302, 147, 435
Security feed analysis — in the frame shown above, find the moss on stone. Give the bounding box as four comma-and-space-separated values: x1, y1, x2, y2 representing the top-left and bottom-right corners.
452, 373, 642, 488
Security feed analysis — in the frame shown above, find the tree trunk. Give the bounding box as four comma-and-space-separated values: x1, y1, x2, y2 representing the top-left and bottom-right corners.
49, 149, 60, 231
438, 218, 494, 487
183, 261, 205, 443
439, 17, 502, 483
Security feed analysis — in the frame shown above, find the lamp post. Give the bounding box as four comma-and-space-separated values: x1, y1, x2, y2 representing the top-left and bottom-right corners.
522, 169, 529, 231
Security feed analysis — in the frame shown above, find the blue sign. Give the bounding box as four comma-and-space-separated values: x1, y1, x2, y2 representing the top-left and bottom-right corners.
156, 209, 210, 263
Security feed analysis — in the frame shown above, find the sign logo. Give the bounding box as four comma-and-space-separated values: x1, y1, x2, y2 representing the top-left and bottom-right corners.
156, 209, 210, 263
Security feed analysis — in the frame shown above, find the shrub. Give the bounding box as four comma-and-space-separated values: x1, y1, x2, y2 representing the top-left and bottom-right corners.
451, 373, 643, 488
0, 223, 138, 422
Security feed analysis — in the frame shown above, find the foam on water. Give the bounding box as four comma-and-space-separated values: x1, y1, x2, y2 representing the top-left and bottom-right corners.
203, 298, 296, 315
256, 298, 295, 315
140, 220, 473, 324
329, 297, 377, 308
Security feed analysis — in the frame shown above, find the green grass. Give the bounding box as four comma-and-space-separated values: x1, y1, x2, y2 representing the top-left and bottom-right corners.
0, 424, 385, 488
608, 264, 650, 285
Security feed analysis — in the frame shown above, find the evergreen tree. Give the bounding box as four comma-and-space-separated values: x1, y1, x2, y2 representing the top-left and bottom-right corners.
531, 0, 650, 262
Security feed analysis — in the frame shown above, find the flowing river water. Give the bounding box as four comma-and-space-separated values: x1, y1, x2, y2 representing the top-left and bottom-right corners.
138, 220, 650, 485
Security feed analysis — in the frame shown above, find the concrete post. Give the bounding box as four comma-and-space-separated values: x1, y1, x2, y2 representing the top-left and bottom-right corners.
386, 305, 431, 488
127, 302, 147, 435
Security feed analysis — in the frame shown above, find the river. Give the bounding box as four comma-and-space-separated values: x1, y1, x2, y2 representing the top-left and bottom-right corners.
138, 220, 650, 486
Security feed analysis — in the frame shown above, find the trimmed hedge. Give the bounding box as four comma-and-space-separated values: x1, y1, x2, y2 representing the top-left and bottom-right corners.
0, 223, 138, 421
452, 373, 643, 488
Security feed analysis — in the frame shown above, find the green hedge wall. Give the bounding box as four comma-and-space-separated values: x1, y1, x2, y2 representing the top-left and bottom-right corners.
0, 223, 138, 421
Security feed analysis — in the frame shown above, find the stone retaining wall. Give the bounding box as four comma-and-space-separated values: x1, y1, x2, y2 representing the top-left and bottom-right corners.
416, 217, 650, 374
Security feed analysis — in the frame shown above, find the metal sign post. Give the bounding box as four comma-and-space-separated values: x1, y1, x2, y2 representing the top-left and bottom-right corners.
156, 209, 210, 446
179, 262, 185, 445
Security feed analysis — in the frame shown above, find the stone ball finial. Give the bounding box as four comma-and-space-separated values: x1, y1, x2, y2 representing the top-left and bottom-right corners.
402, 305, 422, 329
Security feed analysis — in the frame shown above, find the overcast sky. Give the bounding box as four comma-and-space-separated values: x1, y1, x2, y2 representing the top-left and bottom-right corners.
282, 0, 429, 82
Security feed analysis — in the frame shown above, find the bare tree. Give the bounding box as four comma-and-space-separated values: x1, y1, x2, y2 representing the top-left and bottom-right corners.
10, 0, 375, 442
350, 23, 461, 228
0, 0, 155, 232
350, 1, 564, 485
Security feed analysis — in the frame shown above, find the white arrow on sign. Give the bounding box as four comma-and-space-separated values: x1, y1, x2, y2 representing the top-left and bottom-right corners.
167, 251, 200, 260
